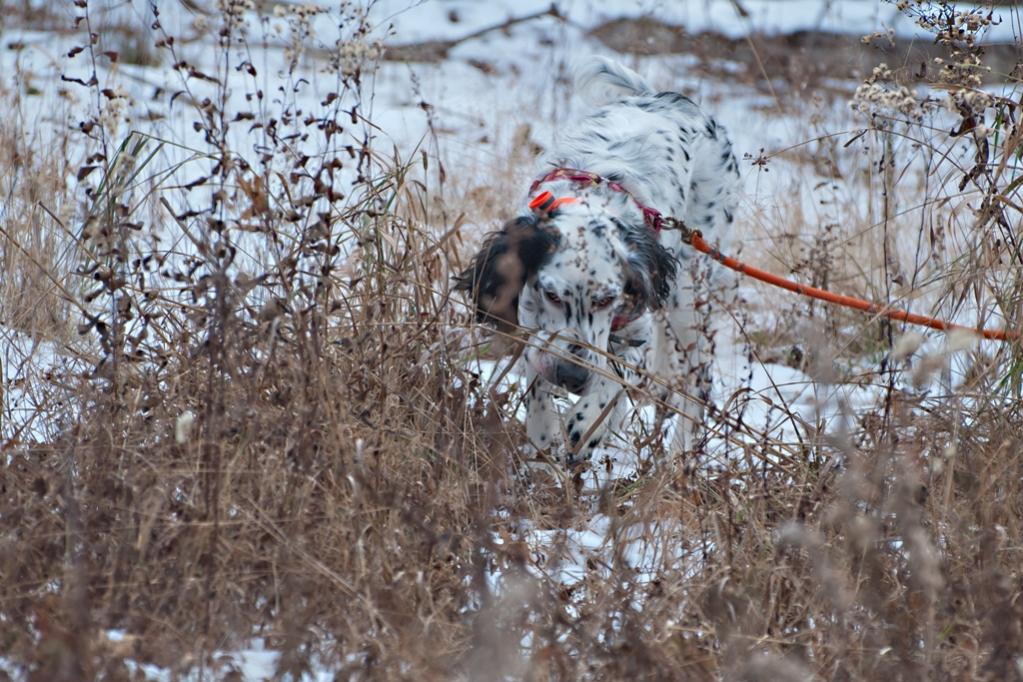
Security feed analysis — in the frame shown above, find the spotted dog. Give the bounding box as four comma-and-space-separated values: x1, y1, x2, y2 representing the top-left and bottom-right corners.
456, 57, 740, 464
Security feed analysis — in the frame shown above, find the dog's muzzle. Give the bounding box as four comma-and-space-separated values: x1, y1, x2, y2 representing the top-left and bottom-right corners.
553, 344, 591, 394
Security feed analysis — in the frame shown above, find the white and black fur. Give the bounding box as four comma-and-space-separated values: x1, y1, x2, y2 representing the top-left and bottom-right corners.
456, 58, 740, 464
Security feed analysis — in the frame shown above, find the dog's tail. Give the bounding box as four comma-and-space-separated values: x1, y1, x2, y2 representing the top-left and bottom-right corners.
575, 57, 653, 104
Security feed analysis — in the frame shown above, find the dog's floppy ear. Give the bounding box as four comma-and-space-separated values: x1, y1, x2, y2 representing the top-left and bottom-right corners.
454, 215, 559, 332
617, 221, 678, 310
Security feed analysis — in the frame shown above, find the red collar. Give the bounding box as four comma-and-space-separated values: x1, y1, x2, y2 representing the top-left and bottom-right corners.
528, 167, 664, 232
611, 313, 632, 332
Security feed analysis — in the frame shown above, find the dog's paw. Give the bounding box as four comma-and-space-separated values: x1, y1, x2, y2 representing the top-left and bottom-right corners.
566, 414, 607, 464
519, 440, 562, 465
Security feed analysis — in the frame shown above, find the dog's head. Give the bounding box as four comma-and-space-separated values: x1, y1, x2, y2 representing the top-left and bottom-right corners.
455, 192, 677, 392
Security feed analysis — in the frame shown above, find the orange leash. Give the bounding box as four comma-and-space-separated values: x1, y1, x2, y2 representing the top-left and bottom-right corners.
670, 222, 1018, 343
524, 169, 1016, 343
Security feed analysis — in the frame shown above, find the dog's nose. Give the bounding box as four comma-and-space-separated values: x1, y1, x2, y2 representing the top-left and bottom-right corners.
554, 345, 590, 394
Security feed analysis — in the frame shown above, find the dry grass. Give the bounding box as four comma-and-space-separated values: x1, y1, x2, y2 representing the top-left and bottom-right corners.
1, 1, 1022, 680
0, 88, 78, 343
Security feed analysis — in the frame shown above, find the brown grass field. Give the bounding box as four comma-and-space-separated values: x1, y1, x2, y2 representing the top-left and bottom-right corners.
1, 1, 1022, 679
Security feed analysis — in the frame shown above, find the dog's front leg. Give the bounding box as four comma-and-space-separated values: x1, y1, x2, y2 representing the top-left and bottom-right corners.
524, 368, 562, 457
564, 345, 646, 463
565, 377, 624, 464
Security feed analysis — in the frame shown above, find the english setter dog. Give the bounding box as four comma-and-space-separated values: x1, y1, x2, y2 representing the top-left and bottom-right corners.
457, 57, 740, 464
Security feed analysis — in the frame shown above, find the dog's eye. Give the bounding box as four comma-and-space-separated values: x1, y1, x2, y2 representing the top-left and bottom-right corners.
593, 295, 615, 310
543, 290, 563, 305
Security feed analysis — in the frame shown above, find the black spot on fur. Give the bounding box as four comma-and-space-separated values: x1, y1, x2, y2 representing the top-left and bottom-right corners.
454, 215, 559, 332
656, 91, 696, 107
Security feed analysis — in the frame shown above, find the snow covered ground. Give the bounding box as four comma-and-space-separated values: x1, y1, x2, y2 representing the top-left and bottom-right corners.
369, 0, 1021, 44
0, 326, 88, 447
2, 0, 1018, 678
